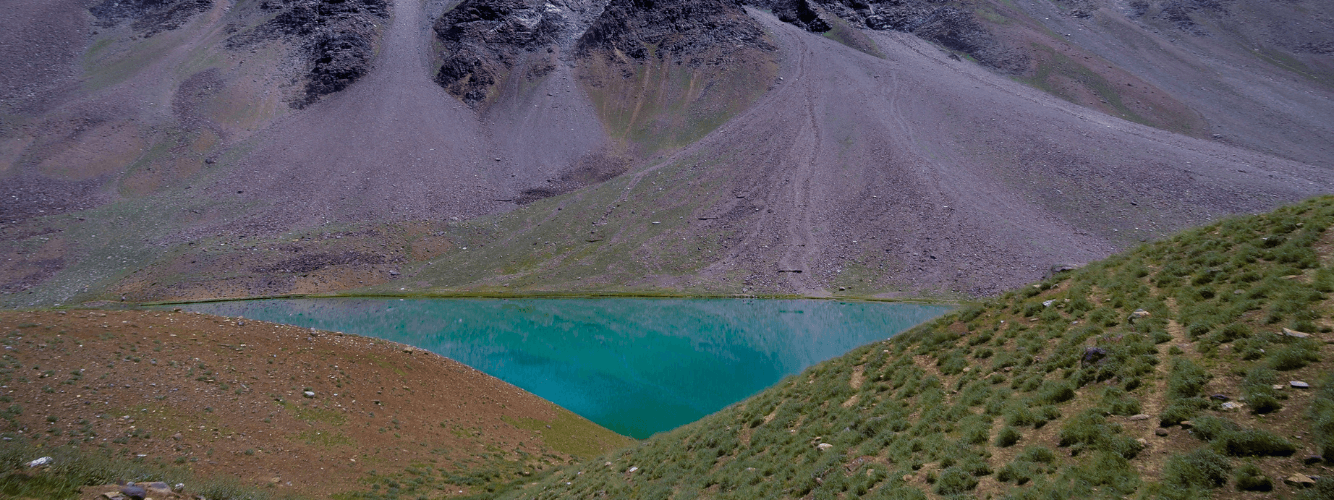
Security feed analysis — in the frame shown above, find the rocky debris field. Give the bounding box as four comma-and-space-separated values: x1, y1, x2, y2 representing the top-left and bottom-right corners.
0, 309, 630, 497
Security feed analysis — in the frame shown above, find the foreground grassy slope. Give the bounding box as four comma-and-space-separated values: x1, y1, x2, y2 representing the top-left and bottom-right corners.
0, 310, 631, 499
507, 196, 1334, 499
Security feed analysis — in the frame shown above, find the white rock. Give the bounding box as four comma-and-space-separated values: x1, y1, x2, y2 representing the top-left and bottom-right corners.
25, 456, 52, 467
1282, 328, 1312, 338
817, 443, 834, 451
303, 391, 316, 398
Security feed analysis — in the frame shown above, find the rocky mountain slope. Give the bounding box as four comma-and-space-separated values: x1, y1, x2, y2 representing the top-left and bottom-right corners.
502, 195, 1334, 499
0, 0, 1332, 306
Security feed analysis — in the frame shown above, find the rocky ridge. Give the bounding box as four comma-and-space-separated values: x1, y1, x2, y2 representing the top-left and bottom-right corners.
755, 0, 1028, 71
433, 0, 775, 105
227, 0, 390, 107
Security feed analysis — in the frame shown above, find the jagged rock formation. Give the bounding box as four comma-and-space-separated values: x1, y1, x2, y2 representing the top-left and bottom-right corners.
228, 0, 389, 107
433, 0, 1026, 104
433, 0, 777, 106
577, 0, 773, 60
433, 0, 611, 105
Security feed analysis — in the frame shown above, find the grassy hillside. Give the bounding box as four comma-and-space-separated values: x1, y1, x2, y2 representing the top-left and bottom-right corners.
504, 195, 1334, 499
0, 310, 631, 499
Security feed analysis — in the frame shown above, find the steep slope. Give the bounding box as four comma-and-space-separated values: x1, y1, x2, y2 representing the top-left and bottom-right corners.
504, 195, 1334, 499
1000, 0, 1334, 165
0, 309, 632, 497
3, 0, 1334, 306
375, 9, 1334, 299
754, 0, 1334, 165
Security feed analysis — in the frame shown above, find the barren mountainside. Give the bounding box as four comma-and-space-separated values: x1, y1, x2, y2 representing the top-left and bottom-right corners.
0, 0, 1332, 304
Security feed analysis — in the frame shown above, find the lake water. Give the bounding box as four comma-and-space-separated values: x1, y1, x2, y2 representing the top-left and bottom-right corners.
179, 298, 947, 438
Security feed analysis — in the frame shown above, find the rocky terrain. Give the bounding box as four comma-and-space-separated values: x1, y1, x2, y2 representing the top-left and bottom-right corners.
89, 0, 215, 37
755, 0, 1029, 71
0, 0, 1331, 306
227, 0, 389, 107
0, 309, 631, 497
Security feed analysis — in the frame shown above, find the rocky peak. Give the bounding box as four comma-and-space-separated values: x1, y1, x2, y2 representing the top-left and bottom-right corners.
433, 0, 612, 104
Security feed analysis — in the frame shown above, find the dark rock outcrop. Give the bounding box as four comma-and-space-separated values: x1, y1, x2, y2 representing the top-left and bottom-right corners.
753, 0, 1027, 72
433, 0, 775, 105
89, 0, 213, 36
228, 0, 389, 107
577, 0, 772, 60
433, 0, 610, 105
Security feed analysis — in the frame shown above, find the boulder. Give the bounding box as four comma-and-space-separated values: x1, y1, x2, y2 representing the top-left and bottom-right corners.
24, 456, 52, 467
146, 481, 172, 495
1284, 474, 1316, 488
1080, 347, 1108, 366
1282, 328, 1312, 338
1127, 309, 1151, 324
120, 484, 147, 500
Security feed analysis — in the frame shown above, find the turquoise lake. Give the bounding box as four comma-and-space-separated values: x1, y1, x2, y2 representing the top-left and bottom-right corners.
179, 298, 948, 438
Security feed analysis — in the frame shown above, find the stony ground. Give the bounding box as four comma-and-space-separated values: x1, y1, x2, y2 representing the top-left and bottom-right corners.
0, 309, 631, 497
3, 0, 1334, 307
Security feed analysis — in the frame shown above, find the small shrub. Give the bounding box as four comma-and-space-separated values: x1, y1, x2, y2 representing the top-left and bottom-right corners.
1212, 323, 1251, 343
1269, 341, 1320, 371
1217, 428, 1297, 457
1164, 448, 1231, 490
1159, 399, 1203, 427
1233, 463, 1272, 491
1192, 416, 1297, 457
997, 461, 1033, 485
1059, 409, 1142, 459
1099, 387, 1142, 416
1167, 357, 1210, 399
995, 426, 1021, 448
1037, 381, 1075, 404
1020, 446, 1055, 463
1243, 367, 1283, 414
933, 466, 978, 495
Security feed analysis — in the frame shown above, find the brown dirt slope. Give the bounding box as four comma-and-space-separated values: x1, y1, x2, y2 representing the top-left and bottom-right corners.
0, 309, 632, 497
